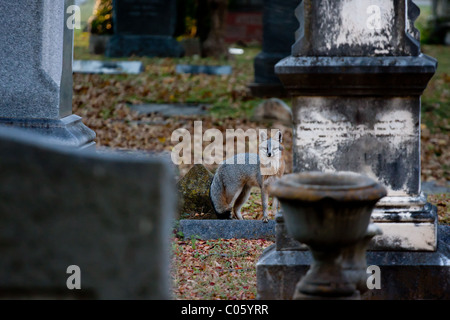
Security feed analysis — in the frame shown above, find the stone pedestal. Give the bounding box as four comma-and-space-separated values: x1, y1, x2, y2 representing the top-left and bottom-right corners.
257, 226, 450, 300
0, 0, 95, 149
106, 0, 184, 57
257, 0, 448, 300
249, 0, 298, 97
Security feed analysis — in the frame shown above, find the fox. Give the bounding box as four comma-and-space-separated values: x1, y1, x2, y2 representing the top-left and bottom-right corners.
209, 129, 285, 223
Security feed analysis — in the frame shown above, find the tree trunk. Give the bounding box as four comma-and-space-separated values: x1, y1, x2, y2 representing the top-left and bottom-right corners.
201, 0, 229, 59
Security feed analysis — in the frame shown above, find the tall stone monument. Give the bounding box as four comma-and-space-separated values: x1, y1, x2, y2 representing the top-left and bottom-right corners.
257, 0, 450, 299
0, 0, 95, 149
249, 0, 299, 97
106, 0, 184, 57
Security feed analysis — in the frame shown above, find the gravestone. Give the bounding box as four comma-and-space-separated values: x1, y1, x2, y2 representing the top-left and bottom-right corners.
248, 0, 299, 97
257, 0, 450, 300
0, 126, 175, 299
0, 0, 95, 149
177, 164, 215, 217
106, 0, 184, 57
431, 0, 450, 44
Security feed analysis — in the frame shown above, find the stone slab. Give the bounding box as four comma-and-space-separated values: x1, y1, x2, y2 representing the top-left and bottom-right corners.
73, 60, 144, 74
129, 103, 210, 117
106, 35, 184, 58
422, 181, 450, 194
257, 225, 450, 300
0, 115, 96, 150
0, 126, 175, 299
175, 65, 232, 75
179, 220, 276, 241
275, 55, 437, 96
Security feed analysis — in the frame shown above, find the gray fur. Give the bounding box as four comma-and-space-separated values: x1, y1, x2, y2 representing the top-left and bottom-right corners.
210, 133, 284, 222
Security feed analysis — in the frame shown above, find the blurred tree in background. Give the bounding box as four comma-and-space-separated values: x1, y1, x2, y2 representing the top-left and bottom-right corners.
177, 0, 229, 58
88, 0, 114, 35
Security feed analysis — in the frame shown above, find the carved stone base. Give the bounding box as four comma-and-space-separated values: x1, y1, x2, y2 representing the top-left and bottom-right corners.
0, 115, 96, 149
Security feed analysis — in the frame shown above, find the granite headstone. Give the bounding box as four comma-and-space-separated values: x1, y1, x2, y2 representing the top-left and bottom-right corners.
106, 0, 184, 57
249, 0, 299, 97
0, 0, 95, 149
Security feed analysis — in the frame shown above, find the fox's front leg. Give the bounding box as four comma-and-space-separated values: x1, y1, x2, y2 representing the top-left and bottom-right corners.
261, 187, 269, 223
272, 197, 279, 214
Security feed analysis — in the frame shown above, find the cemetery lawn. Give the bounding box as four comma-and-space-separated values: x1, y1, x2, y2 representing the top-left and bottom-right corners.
73, 30, 448, 299
171, 237, 273, 300
72, 39, 449, 224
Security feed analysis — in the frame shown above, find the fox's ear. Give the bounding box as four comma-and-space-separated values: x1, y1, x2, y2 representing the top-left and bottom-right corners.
259, 130, 267, 142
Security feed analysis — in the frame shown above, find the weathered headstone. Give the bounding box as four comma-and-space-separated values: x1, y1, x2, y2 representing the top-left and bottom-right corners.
179, 220, 276, 241
0, 126, 175, 299
257, 0, 450, 300
0, 0, 95, 149
276, 0, 437, 252
249, 0, 299, 97
106, 0, 184, 57
177, 164, 215, 217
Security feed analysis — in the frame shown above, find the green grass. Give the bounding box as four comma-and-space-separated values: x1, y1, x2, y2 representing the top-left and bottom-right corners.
421, 44, 450, 132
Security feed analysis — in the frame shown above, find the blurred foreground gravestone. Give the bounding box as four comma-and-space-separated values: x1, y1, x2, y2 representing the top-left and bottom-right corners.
0, 127, 175, 299
106, 0, 184, 57
257, 0, 450, 300
0, 0, 95, 149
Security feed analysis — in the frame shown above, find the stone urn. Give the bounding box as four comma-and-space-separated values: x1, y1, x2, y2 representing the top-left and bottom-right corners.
269, 171, 387, 299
